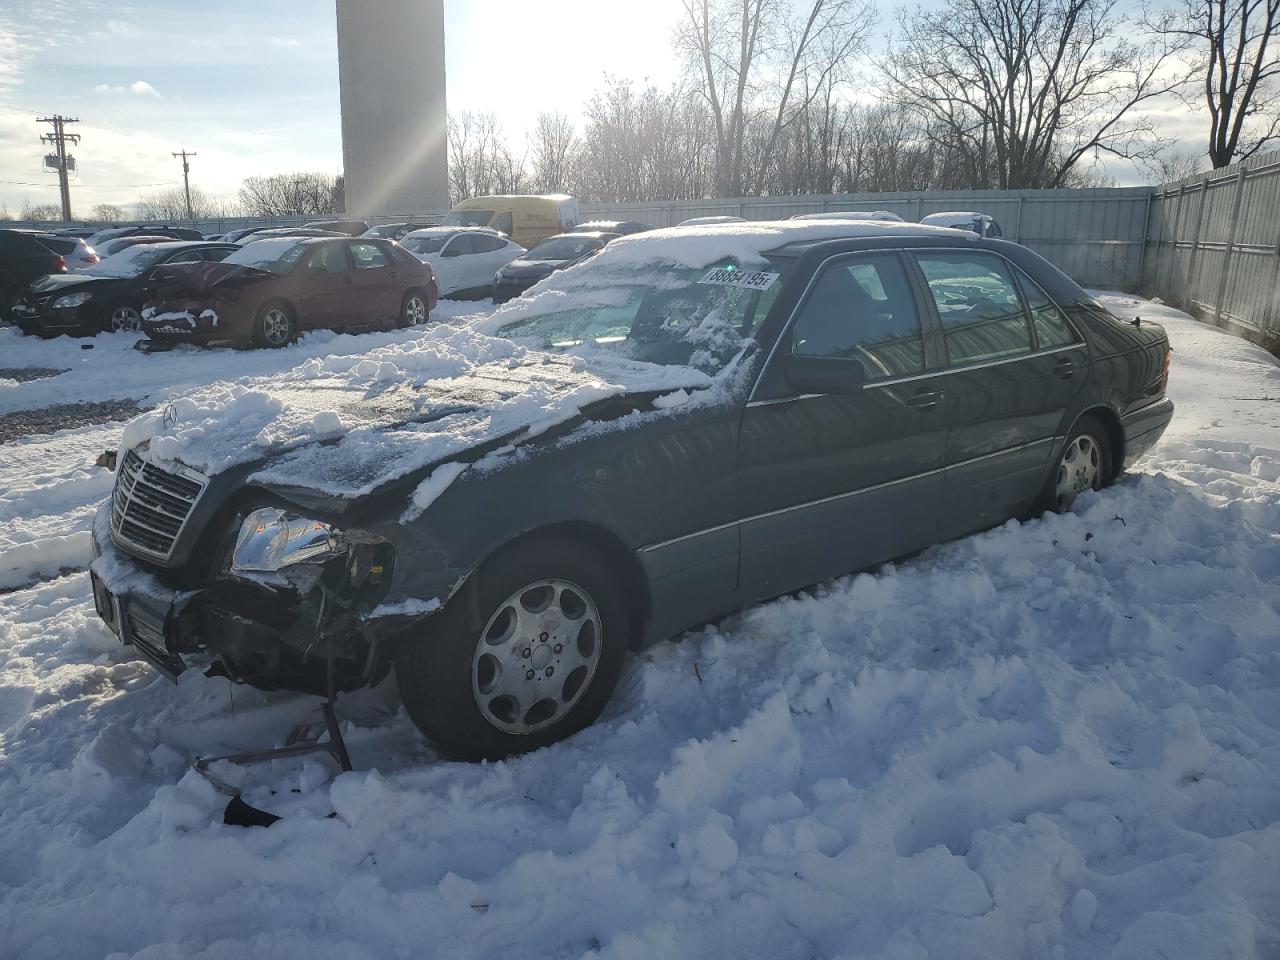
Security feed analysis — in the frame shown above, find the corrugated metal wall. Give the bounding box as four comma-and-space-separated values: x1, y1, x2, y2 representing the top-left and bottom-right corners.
578, 188, 1154, 290
1142, 149, 1280, 343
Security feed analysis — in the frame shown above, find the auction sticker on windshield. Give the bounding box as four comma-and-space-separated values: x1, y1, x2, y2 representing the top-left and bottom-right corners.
698, 267, 780, 291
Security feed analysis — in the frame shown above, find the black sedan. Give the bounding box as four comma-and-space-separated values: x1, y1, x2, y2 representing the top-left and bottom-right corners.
10, 241, 237, 336
492, 231, 619, 303
90, 222, 1173, 762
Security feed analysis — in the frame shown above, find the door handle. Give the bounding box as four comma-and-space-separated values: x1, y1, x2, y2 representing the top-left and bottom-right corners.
906, 389, 943, 412
1053, 357, 1075, 379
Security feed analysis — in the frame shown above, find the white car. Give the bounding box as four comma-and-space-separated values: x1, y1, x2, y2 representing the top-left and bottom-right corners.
400, 227, 525, 299
789, 210, 905, 222
39, 234, 101, 272
920, 211, 1004, 238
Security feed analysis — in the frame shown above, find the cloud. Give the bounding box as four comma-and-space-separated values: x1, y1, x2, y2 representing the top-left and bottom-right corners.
269, 36, 300, 48
93, 80, 160, 96
103, 19, 140, 37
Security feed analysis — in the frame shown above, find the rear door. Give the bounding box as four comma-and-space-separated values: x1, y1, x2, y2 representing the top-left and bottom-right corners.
908, 249, 1089, 539
347, 241, 398, 322
295, 242, 354, 331
737, 252, 949, 602
468, 233, 511, 291
434, 234, 473, 296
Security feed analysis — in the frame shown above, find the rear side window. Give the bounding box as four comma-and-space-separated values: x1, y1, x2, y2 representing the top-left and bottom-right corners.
1018, 272, 1078, 348
791, 254, 925, 380
914, 252, 1033, 365
349, 242, 388, 269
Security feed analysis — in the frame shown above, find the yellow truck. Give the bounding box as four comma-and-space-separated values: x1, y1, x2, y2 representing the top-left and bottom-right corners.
443, 195, 579, 250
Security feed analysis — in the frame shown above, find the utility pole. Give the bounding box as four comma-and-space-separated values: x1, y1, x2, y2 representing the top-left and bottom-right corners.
37, 115, 80, 222
172, 149, 197, 219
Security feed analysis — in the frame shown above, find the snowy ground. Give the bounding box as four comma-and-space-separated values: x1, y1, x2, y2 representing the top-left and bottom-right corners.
0, 296, 1277, 959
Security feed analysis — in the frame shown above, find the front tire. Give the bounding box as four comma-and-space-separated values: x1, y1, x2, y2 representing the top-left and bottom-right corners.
1041, 415, 1112, 512
252, 301, 296, 348
396, 537, 629, 761
104, 302, 142, 334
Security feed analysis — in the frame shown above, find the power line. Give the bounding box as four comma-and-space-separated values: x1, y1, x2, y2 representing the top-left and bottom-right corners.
37, 115, 80, 221
172, 148, 197, 218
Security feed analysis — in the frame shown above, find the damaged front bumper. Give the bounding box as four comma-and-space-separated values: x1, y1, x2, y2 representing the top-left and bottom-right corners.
89, 503, 445, 694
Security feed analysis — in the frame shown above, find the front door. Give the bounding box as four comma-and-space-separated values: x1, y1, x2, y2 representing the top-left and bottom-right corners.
907, 250, 1089, 539
434, 234, 473, 297
295, 242, 354, 331
737, 252, 950, 603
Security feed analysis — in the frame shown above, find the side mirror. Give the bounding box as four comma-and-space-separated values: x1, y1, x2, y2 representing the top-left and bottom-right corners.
784, 354, 867, 395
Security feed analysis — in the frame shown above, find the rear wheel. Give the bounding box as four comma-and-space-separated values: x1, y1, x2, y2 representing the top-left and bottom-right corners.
252, 301, 296, 348
396, 537, 629, 761
1041, 415, 1112, 512
397, 289, 429, 328
104, 302, 142, 333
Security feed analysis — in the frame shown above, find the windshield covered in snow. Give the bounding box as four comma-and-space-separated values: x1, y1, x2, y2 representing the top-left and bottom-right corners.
491, 259, 787, 375
224, 239, 308, 273
87, 244, 171, 278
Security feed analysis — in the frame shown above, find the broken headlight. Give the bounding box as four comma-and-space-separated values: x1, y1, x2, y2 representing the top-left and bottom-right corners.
230, 508, 344, 574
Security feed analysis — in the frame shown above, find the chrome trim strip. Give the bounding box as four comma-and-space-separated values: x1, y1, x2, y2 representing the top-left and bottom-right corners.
640, 436, 1054, 553
863, 343, 1083, 388
1120, 396, 1173, 422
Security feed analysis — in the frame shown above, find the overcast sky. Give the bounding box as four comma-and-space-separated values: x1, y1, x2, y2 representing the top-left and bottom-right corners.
0, 0, 1201, 217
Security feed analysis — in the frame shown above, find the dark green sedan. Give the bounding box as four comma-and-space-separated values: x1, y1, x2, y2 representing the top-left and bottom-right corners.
90, 221, 1173, 761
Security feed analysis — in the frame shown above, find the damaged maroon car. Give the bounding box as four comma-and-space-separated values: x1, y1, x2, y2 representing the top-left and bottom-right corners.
140, 236, 438, 348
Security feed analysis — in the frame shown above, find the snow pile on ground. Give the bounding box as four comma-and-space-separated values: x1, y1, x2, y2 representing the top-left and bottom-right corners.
0, 296, 1277, 959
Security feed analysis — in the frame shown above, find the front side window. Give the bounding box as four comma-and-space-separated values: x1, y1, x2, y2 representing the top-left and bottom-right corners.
790, 254, 925, 381
914, 252, 1033, 365
494, 212, 513, 235
349, 242, 388, 269
402, 235, 447, 256
444, 235, 476, 257
472, 234, 506, 253
312, 243, 350, 274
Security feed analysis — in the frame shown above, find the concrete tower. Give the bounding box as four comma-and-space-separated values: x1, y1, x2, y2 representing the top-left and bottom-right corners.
335, 0, 448, 217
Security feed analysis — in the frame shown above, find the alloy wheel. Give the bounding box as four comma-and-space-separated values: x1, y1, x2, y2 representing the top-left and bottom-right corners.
404, 294, 427, 325
110, 305, 142, 333
1055, 434, 1102, 510
471, 579, 602, 735
262, 308, 291, 346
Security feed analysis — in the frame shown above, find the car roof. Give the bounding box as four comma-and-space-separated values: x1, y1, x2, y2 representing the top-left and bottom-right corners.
147, 240, 237, 251
789, 210, 905, 221
920, 211, 991, 222
539, 231, 618, 242
404, 226, 500, 237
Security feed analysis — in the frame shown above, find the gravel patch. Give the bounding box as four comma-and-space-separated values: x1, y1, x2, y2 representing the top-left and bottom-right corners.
0, 399, 142, 445
0, 367, 69, 384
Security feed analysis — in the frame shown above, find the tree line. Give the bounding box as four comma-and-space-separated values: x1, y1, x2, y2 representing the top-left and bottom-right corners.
450, 0, 1280, 203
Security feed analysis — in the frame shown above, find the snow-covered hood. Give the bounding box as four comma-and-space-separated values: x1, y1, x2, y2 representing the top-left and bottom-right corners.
119, 323, 714, 500
497, 258, 568, 277
28, 273, 119, 294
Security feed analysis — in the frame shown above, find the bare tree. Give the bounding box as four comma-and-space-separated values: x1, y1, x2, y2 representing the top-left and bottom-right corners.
238, 173, 342, 217
883, 0, 1188, 189
20, 200, 63, 222
529, 112, 577, 193
448, 112, 526, 201
677, 0, 877, 196
89, 202, 126, 222
1153, 0, 1280, 166
138, 186, 223, 220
